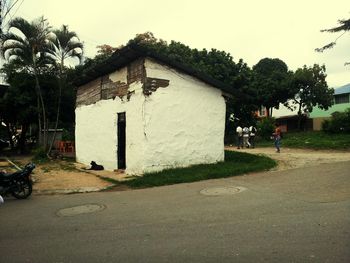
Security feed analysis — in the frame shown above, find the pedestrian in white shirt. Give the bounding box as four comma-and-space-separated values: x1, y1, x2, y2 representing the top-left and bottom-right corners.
236, 126, 243, 149
243, 126, 251, 148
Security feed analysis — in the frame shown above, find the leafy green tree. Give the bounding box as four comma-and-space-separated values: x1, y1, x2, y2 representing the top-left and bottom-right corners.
46, 25, 83, 155
288, 64, 334, 130
252, 58, 293, 117
315, 17, 350, 65
0, 62, 37, 152
1, 60, 61, 152
95, 44, 119, 59
1, 16, 52, 148
257, 117, 275, 140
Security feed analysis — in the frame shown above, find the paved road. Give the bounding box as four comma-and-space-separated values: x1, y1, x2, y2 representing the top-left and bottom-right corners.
1, 162, 349, 263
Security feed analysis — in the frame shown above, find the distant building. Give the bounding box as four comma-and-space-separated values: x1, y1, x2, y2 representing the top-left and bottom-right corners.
255, 104, 310, 132
310, 83, 350, 130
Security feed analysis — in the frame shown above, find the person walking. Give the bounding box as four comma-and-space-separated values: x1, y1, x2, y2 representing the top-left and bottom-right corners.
273, 124, 282, 153
243, 126, 251, 148
249, 125, 257, 148
236, 125, 243, 149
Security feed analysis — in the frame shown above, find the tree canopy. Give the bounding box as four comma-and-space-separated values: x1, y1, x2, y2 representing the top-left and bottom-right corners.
251, 58, 292, 117
1, 16, 53, 149
0, 17, 82, 153
287, 64, 334, 129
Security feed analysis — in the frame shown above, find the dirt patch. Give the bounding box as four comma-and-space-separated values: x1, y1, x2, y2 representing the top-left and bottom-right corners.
1, 157, 127, 194
226, 146, 350, 171
33, 169, 113, 194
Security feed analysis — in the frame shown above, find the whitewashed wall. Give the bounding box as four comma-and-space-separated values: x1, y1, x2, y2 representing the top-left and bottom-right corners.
76, 59, 226, 175
142, 59, 226, 173
75, 67, 146, 174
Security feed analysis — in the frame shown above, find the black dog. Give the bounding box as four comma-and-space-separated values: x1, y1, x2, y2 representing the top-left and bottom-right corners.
89, 161, 104, 170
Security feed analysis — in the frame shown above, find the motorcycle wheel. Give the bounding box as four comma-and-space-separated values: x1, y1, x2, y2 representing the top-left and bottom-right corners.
11, 180, 32, 199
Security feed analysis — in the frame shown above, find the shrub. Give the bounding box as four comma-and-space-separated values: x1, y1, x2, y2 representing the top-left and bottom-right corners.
257, 117, 275, 139
322, 108, 350, 133
32, 147, 48, 163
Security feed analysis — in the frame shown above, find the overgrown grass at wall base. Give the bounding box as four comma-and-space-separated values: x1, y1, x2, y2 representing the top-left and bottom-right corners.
122, 151, 276, 188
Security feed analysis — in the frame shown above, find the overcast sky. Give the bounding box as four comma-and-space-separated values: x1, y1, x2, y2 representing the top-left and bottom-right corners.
4, 0, 350, 87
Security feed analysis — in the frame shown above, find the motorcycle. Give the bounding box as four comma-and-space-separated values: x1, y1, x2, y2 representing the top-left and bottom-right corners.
0, 163, 35, 199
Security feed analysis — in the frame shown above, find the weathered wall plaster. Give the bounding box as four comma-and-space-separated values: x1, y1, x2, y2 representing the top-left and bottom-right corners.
142, 58, 226, 173
75, 72, 146, 174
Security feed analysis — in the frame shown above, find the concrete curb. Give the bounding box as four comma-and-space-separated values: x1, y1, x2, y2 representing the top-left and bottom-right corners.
33, 186, 114, 195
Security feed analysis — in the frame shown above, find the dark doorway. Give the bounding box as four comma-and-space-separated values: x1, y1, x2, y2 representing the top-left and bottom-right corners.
117, 112, 126, 169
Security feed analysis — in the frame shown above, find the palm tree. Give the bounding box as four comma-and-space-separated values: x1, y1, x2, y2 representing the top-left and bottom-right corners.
1, 16, 52, 148
46, 25, 83, 155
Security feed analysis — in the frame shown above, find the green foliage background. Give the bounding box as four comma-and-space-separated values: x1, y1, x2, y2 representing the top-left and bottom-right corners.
322, 108, 350, 133
257, 117, 276, 140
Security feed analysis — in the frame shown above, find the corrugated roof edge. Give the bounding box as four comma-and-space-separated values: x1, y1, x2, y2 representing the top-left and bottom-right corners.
74, 43, 244, 98
334, 83, 350, 95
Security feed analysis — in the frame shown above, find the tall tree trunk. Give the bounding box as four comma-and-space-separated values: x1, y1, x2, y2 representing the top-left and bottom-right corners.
34, 73, 47, 149
37, 96, 42, 145
33, 54, 48, 150
266, 106, 270, 117
47, 67, 64, 156
297, 103, 302, 131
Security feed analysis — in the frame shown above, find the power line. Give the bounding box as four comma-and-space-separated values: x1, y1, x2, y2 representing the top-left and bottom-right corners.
2, 0, 23, 30
0, 0, 24, 28
3, 0, 20, 20
1, 1, 17, 26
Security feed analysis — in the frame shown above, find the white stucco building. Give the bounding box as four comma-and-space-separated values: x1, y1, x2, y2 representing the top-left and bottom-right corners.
75, 44, 237, 175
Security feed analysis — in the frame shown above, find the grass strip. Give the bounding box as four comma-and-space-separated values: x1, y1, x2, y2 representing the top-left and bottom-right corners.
122, 150, 276, 188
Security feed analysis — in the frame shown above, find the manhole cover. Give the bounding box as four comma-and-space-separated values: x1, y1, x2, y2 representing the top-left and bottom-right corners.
200, 186, 246, 196
57, 204, 105, 217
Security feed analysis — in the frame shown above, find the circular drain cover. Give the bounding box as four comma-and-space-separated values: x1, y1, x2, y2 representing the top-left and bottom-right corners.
200, 186, 246, 196
57, 204, 105, 217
